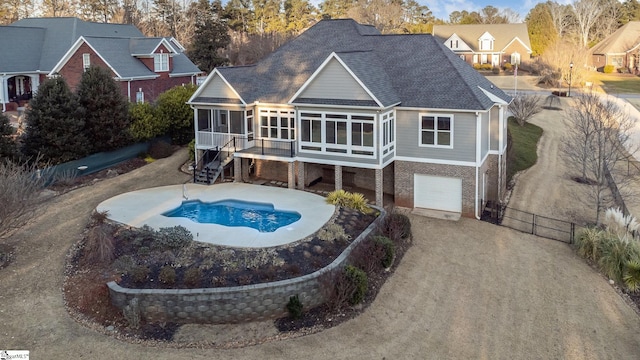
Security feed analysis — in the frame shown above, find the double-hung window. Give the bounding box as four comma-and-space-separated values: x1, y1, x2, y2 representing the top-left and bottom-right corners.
420, 114, 453, 148
82, 53, 90, 71
154, 52, 169, 72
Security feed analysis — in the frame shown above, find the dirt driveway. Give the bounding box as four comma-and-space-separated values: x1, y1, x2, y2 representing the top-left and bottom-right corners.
2, 149, 640, 359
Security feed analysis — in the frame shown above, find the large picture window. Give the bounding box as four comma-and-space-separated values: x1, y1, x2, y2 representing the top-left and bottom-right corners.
420, 114, 453, 148
300, 112, 375, 156
259, 109, 295, 140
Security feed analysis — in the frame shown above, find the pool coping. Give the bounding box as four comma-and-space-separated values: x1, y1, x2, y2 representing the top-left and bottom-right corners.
96, 183, 336, 248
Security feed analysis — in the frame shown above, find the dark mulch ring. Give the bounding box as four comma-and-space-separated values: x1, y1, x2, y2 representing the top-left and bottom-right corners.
64, 205, 413, 345
571, 176, 598, 185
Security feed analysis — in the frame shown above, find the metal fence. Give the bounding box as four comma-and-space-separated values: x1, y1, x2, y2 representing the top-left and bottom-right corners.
484, 203, 583, 244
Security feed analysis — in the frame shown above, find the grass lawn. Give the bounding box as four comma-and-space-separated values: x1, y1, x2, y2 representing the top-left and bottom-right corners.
507, 117, 543, 182
585, 72, 640, 94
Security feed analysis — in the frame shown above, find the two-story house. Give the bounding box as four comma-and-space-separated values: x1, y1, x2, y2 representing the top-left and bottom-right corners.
188, 19, 512, 218
432, 23, 532, 68
0, 17, 201, 112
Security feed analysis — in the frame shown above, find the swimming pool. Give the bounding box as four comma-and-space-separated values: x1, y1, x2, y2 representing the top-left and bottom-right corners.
96, 183, 335, 247
163, 199, 301, 232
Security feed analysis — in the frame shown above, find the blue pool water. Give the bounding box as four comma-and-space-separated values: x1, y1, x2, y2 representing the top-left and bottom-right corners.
162, 199, 301, 233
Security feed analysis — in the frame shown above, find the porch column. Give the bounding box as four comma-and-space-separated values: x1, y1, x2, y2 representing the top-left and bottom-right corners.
0, 75, 5, 113
234, 158, 241, 182
375, 168, 383, 207
287, 162, 295, 189
297, 161, 305, 190
241, 159, 250, 181
335, 165, 343, 190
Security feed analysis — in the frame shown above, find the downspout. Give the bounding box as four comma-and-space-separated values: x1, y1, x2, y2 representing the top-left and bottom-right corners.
127, 80, 131, 102
475, 111, 481, 220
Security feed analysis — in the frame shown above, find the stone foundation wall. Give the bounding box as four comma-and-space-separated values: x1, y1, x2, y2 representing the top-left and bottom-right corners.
108, 208, 385, 324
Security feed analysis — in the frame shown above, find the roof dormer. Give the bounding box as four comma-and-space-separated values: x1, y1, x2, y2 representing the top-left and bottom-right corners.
444, 33, 472, 51
478, 32, 495, 51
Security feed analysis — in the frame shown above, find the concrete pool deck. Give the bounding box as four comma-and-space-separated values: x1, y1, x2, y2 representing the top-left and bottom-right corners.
96, 183, 336, 247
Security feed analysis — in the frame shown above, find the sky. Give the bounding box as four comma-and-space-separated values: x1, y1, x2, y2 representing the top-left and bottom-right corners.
422, 0, 571, 22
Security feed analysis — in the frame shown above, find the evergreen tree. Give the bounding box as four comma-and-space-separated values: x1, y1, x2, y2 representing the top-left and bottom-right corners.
77, 66, 132, 153
187, 0, 231, 73
526, 3, 558, 56
21, 78, 88, 164
0, 113, 17, 160
284, 0, 316, 35
155, 84, 197, 145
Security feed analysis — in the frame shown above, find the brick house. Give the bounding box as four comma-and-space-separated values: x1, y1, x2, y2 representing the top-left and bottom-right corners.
188, 19, 512, 218
432, 23, 532, 68
591, 21, 640, 72
0, 17, 201, 112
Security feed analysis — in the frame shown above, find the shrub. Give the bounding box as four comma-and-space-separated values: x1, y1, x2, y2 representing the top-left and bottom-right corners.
598, 233, 640, 283
319, 269, 355, 311
382, 212, 412, 243
90, 209, 110, 226
158, 265, 176, 285
373, 236, 395, 268
137, 246, 151, 256
480, 64, 493, 71
347, 192, 372, 214
183, 267, 202, 287
148, 140, 174, 159
84, 224, 115, 264
350, 237, 387, 275
624, 259, 640, 292
492, 66, 500, 74
575, 227, 604, 262
154, 226, 193, 250
344, 265, 368, 305
286, 294, 303, 319
326, 189, 349, 206
503, 63, 513, 71
131, 265, 150, 283
317, 223, 350, 242
188, 138, 196, 161
473, 63, 481, 70
123, 298, 141, 329
603, 65, 615, 74
52, 168, 78, 187
112, 255, 137, 273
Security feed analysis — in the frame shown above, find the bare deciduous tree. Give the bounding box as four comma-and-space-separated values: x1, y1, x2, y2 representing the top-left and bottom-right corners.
563, 92, 639, 223
0, 158, 50, 241
572, 0, 603, 47
548, 1, 573, 38
508, 95, 543, 126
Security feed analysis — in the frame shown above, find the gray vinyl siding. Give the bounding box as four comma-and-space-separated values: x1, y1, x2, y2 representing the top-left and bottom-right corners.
298, 58, 375, 101
395, 109, 476, 162
490, 106, 500, 150
200, 75, 240, 99
480, 111, 489, 160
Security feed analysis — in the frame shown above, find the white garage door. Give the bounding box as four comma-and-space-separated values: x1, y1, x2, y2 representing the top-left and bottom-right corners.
414, 174, 462, 213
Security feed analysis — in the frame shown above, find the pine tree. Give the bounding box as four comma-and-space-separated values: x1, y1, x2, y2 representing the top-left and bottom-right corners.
0, 113, 17, 160
21, 77, 88, 164
77, 66, 132, 153
187, 0, 231, 73
526, 3, 558, 56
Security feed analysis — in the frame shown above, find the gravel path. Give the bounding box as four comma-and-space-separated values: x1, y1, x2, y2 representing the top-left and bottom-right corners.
2, 148, 640, 359
504, 105, 599, 225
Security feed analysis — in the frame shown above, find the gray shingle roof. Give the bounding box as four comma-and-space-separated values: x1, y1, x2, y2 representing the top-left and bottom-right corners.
2, 17, 200, 78
0, 26, 45, 73
432, 23, 532, 53
216, 19, 511, 111
8, 17, 143, 71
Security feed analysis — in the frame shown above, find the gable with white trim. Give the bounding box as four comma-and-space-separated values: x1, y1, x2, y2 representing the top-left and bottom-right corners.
198, 73, 241, 100
296, 57, 375, 102
444, 34, 472, 51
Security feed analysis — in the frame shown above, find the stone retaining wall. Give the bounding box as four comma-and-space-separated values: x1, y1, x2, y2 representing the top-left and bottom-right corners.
107, 208, 385, 324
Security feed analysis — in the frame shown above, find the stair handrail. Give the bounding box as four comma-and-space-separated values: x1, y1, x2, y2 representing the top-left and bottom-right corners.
194, 137, 238, 184
193, 148, 212, 183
